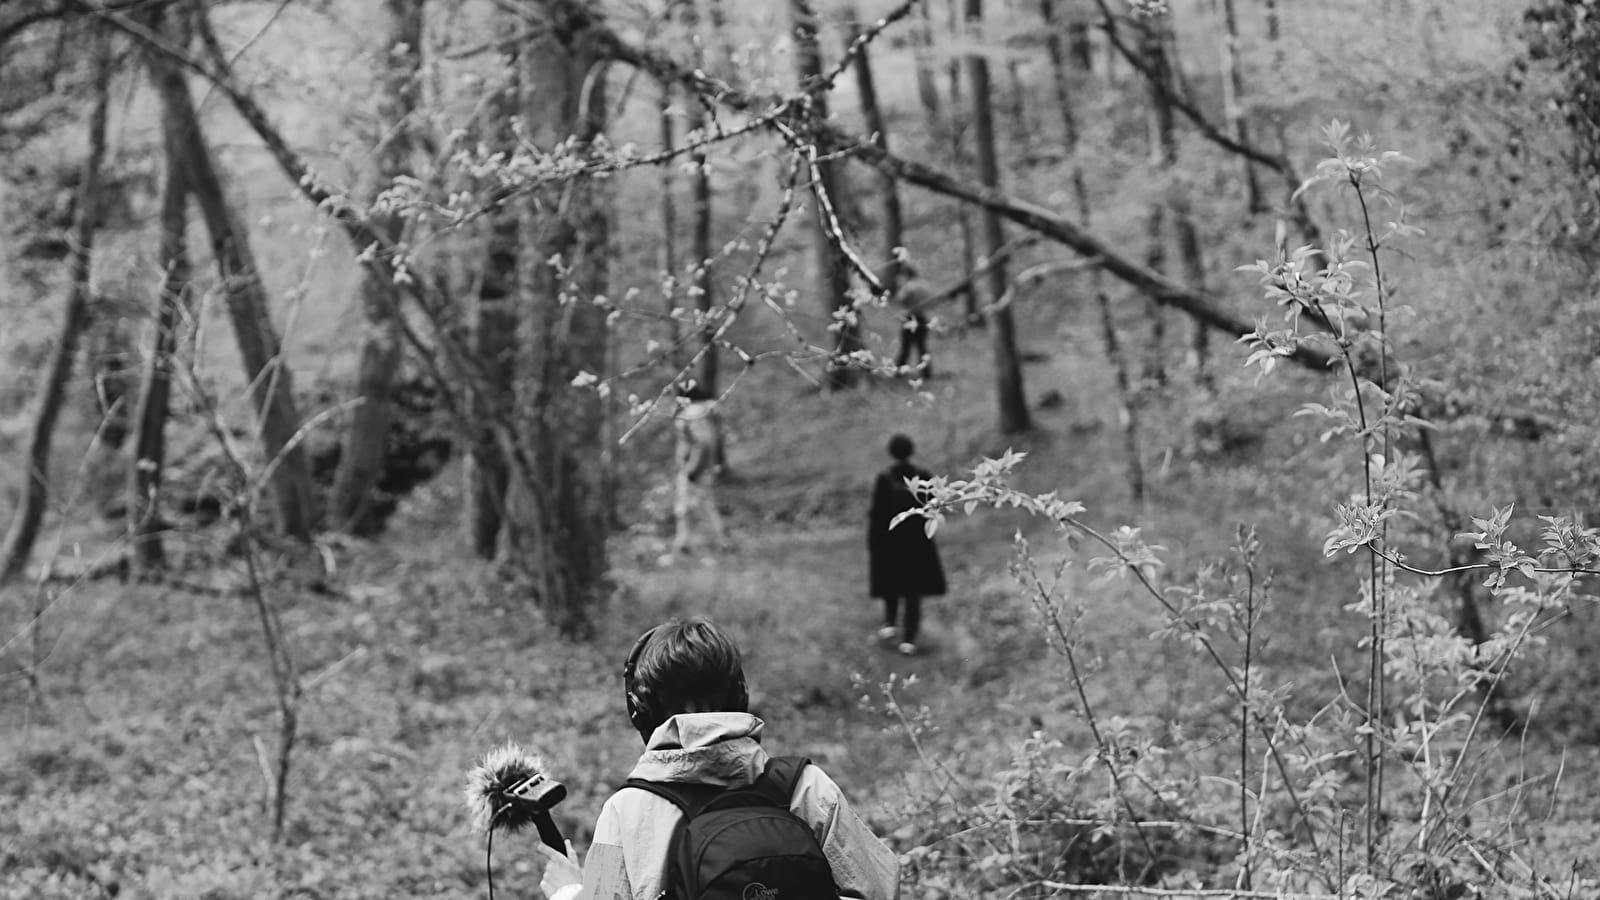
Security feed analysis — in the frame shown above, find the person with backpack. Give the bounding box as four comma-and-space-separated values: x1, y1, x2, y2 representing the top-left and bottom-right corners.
671, 385, 729, 557
536, 617, 900, 900
867, 434, 947, 656
889, 268, 934, 379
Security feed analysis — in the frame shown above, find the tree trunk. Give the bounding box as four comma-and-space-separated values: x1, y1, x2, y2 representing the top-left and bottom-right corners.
658, 80, 683, 371
1174, 198, 1211, 387
1044, 0, 1142, 493
148, 14, 318, 539
1218, 0, 1265, 212
684, 0, 718, 396
1143, 9, 1209, 388
1097, 293, 1146, 504
520, 9, 612, 631
791, 0, 860, 390
912, 1, 978, 321
466, 60, 520, 560
1067, 18, 1093, 72
128, 7, 194, 574
1040, 0, 1078, 147
329, 0, 422, 536
847, 5, 905, 286
912, 0, 943, 120
966, 0, 1030, 434
944, 0, 982, 323
1000, 0, 1031, 144
1141, 202, 1167, 389
1139, 16, 1177, 389
0, 22, 112, 587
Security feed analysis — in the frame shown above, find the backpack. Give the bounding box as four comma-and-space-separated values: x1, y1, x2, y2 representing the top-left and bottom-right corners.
623, 756, 842, 900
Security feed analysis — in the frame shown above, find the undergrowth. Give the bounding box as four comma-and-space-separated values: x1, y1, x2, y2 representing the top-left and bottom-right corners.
871, 127, 1600, 899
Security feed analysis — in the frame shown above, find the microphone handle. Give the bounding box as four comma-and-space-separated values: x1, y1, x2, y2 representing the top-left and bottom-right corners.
533, 809, 567, 855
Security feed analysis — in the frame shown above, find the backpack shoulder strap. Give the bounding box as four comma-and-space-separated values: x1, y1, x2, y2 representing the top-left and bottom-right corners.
624, 756, 813, 816
620, 778, 722, 818
747, 755, 812, 807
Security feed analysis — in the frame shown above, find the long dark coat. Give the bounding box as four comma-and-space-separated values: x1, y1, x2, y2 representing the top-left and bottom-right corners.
868, 461, 948, 598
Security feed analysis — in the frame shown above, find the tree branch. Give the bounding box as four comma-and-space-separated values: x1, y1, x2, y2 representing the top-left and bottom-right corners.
554, 0, 1341, 372
1091, 0, 1285, 171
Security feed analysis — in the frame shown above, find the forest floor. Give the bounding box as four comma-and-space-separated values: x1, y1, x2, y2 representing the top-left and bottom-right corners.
6, 309, 1600, 899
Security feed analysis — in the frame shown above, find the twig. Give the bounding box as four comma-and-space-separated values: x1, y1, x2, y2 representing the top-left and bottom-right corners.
1041, 883, 1339, 899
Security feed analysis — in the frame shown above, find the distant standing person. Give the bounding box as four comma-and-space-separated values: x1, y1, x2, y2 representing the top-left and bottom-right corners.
868, 434, 947, 655
672, 386, 728, 556
891, 267, 933, 378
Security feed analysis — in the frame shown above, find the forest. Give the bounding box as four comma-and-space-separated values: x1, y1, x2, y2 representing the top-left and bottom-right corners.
3, 0, 1600, 897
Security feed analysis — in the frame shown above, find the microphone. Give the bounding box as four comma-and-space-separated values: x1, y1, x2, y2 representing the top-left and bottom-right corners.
465, 741, 569, 855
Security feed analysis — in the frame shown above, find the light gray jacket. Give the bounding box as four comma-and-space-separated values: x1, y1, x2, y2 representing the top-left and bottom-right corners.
548, 712, 900, 900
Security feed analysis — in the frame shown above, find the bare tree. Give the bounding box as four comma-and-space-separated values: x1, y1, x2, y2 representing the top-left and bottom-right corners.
657, 77, 683, 369
0, 20, 112, 587
941, 0, 983, 322
1138, 14, 1174, 388
791, 0, 860, 390
965, 0, 1031, 433
465, 29, 520, 560
127, 5, 193, 574
151, 7, 319, 539
912, 0, 980, 321
846, 3, 906, 287
1041, 0, 1145, 500
516, 1, 612, 629
683, 0, 719, 395
1142, 8, 1211, 387
1217, 0, 1264, 212
329, 0, 424, 536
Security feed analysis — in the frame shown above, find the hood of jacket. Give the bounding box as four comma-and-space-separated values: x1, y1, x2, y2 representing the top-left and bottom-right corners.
628, 711, 770, 786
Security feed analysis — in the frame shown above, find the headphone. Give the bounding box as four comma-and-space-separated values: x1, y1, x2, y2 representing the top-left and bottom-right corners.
622, 623, 749, 743
623, 626, 664, 741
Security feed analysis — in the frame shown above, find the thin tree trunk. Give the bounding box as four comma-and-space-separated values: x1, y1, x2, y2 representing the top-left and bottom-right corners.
1174, 199, 1211, 387
1040, 0, 1076, 145
466, 68, 520, 560
149, 12, 318, 539
912, 0, 943, 119
1218, 0, 1264, 212
0, 22, 112, 587
1000, 0, 1031, 144
1145, 8, 1210, 387
847, 5, 905, 285
330, 0, 422, 536
684, 0, 718, 396
129, 7, 194, 573
1043, 0, 1143, 498
1068, 17, 1093, 71
966, 0, 1030, 434
913, 1, 979, 322
791, 0, 859, 390
1262, 0, 1304, 251
943, 0, 983, 324
658, 80, 683, 371
1097, 293, 1146, 503
1140, 16, 1175, 388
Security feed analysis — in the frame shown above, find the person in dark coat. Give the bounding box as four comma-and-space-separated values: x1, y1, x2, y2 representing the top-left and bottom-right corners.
868, 433, 947, 655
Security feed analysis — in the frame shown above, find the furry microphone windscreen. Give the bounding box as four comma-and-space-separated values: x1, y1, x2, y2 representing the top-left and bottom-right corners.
464, 740, 566, 834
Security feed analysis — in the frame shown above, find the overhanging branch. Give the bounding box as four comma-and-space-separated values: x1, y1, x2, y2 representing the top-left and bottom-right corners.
562, 0, 1340, 372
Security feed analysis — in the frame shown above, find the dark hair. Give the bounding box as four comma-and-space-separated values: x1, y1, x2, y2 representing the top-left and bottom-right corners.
626, 617, 748, 737
887, 433, 915, 460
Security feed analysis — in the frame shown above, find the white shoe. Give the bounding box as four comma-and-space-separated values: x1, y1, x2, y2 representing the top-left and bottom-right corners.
876, 626, 898, 641
898, 642, 917, 656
